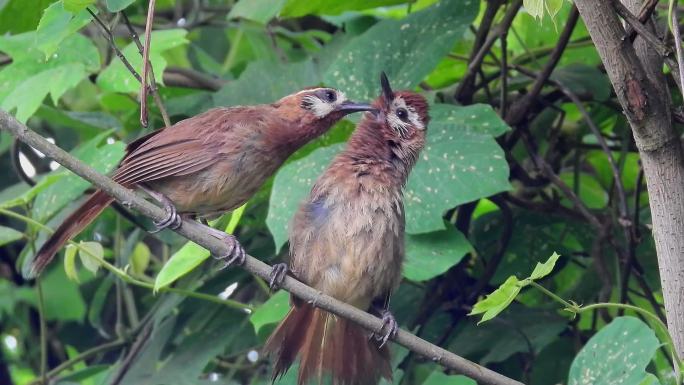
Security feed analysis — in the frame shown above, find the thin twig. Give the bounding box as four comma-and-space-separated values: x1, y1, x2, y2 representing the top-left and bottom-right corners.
140, 0, 156, 128
0, 110, 524, 385
626, 0, 661, 43
121, 11, 170, 128
87, 8, 142, 83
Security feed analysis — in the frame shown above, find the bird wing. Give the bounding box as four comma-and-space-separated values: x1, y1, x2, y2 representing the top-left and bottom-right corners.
113, 108, 231, 185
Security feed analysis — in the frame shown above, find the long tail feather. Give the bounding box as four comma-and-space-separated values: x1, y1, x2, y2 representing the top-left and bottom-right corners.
27, 190, 114, 278
264, 301, 392, 385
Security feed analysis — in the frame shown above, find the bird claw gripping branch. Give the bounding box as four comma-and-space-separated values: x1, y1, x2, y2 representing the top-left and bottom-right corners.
268, 263, 289, 290
374, 309, 399, 348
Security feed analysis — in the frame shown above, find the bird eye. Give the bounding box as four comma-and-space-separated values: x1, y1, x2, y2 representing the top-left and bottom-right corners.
396, 108, 409, 122
324, 90, 337, 102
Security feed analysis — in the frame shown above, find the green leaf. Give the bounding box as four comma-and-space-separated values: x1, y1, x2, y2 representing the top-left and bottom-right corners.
568, 317, 661, 385
551, 64, 611, 102
63, 244, 79, 282
250, 290, 290, 334
559, 172, 608, 209
32, 133, 125, 222
212, 59, 320, 107
0, 31, 99, 122
36, 1, 93, 59
280, 0, 409, 18
105, 0, 134, 12
0, 0, 54, 34
404, 104, 511, 233
41, 266, 86, 321
154, 241, 207, 292
0, 173, 63, 209
524, 0, 544, 20
529, 252, 560, 280
0, 225, 23, 247
469, 276, 521, 324
423, 371, 476, 385
154, 207, 246, 291
324, 0, 477, 101
97, 29, 188, 93
228, 0, 287, 24
63, 0, 95, 13
404, 227, 471, 281
77, 241, 103, 274
130, 242, 150, 275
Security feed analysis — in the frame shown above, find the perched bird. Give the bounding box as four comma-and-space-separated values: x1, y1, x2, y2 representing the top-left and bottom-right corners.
28, 88, 374, 278
264, 74, 429, 385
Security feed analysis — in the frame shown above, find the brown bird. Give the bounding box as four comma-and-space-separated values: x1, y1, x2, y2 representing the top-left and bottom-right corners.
264, 74, 429, 385
28, 88, 374, 278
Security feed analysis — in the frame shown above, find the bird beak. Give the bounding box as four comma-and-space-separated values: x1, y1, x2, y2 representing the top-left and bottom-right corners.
335, 100, 377, 115
380, 71, 394, 106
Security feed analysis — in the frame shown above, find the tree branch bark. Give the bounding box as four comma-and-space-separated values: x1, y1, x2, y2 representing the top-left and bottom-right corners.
574, 0, 684, 360
0, 109, 523, 385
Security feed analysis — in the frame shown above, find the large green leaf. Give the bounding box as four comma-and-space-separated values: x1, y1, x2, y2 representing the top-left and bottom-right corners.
32, 133, 125, 222
267, 104, 511, 250
280, 0, 409, 18
228, 0, 287, 24
0, 0, 53, 34
41, 266, 86, 321
35, 1, 93, 59
0, 225, 23, 247
250, 290, 290, 334
405, 104, 511, 233
404, 227, 471, 281
105, 0, 134, 12
324, 0, 477, 101
568, 317, 661, 385
212, 59, 321, 107
97, 29, 188, 93
423, 371, 476, 385
0, 31, 100, 122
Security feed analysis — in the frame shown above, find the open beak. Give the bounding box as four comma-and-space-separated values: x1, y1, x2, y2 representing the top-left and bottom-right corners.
335, 100, 376, 115
380, 71, 394, 106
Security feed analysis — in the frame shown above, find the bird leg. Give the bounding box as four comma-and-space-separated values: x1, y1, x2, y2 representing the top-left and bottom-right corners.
372, 308, 398, 348
202, 225, 246, 269
139, 187, 182, 232
268, 263, 289, 290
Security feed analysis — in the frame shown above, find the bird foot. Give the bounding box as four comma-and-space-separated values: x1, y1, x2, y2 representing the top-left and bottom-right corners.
206, 228, 245, 270
150, 195, 181, 233
373, 309, 398, 348
268, 263, 288, 290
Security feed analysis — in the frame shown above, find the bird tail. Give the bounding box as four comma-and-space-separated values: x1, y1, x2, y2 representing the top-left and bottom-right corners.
27, 190, 114, 278
264, 301, 392, 385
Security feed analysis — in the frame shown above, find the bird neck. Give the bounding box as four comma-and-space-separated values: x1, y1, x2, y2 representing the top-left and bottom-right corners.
342, 121, 412, 186
263, 115, 334, 157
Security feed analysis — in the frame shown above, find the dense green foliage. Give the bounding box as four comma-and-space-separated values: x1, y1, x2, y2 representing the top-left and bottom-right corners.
0, 1, 680, 385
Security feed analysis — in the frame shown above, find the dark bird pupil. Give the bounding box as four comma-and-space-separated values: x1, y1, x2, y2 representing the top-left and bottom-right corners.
325, 91, 336, 102
397, 108, 408, 121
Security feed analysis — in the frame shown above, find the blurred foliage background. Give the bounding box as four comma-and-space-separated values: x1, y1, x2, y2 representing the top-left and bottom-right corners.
0, 0, 680, 384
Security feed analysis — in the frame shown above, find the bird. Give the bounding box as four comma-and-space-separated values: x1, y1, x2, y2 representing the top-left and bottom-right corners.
264, 73, 429, 385
27, 87, 375, 278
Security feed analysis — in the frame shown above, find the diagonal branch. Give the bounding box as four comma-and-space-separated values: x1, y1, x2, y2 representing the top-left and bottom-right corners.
0, 109, 523, 385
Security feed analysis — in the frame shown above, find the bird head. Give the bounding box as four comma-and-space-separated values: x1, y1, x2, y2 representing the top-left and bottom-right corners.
278, 87, 375, 124
372, 72, 429, 164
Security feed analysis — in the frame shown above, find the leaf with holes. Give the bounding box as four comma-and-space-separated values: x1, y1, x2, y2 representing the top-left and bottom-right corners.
324, 0, 477, 101
568, 317, 661, 385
